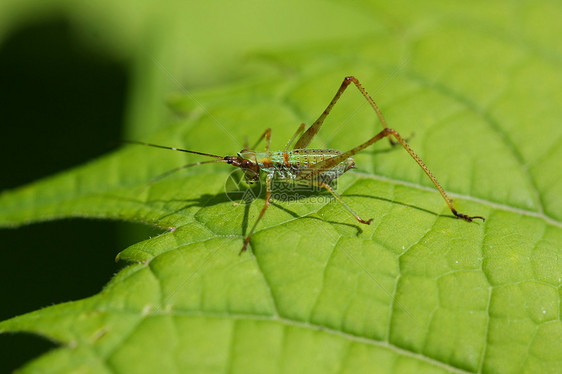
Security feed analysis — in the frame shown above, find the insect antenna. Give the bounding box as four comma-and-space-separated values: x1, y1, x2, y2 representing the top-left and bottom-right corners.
124, 140, 229, 189
124, 140, 224, 159
144, 159, 230, 187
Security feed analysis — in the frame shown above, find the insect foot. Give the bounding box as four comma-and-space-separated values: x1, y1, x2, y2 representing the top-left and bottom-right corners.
452, 209, 486, 222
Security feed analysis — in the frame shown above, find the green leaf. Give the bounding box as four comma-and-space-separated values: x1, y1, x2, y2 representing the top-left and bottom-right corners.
2, 1, 562, 373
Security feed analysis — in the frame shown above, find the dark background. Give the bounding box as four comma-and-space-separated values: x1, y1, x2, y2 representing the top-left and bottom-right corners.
0, 18, 159, 371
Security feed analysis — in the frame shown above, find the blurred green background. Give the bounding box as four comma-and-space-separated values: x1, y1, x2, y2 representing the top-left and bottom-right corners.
0, 16, 133, 371
0, 1, 383, 370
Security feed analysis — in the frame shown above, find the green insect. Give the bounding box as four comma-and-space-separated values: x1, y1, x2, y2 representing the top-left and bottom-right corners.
129, 76, 485, 252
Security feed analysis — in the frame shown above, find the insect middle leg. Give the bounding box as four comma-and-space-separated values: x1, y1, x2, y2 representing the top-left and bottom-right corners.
313, 181, 373, 224
285, 123, 306, 151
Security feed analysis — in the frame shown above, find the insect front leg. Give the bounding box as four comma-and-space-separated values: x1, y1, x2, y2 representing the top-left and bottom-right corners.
241, 174, 273, 252
250, 128, 272, 152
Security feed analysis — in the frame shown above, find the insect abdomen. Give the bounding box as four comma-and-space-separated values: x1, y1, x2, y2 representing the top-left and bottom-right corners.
259, 149, 353, 180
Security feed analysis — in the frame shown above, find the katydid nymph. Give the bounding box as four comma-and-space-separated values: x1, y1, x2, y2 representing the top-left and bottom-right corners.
128, 76, 485, 252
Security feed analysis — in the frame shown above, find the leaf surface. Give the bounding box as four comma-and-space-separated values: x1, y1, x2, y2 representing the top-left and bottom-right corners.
1, 1, 561, 373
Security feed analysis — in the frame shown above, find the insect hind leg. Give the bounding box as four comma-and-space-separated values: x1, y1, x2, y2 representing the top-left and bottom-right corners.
379, 128, 484, 221
300, 127, 485, 222
294, 76, 397, 150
